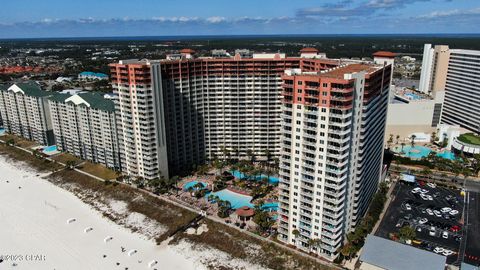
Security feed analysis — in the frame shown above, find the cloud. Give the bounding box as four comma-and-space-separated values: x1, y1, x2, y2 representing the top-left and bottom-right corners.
416, 7, 480, 19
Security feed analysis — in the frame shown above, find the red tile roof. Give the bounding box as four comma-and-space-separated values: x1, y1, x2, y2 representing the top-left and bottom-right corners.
373, 51, 396, 58
180, 48, 196, 54
300, 47, 319, 53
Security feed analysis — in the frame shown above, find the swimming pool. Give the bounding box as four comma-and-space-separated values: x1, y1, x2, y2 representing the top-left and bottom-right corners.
230, 170, 279, 184
261, 202, 279, 212
393, 145, 456, 160
208, 189, 253, 209
42, 145, 58, 154
0, 128, 5, 136
404, 93, 422, 100
183, 181, 207, 191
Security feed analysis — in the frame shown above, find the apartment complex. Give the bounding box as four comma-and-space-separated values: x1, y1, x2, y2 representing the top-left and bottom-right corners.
0, 82, 54, 145
419, 44, 480, 133
277, 63, 391, 259
109, 51, 339, 179
48, 92, 120, 169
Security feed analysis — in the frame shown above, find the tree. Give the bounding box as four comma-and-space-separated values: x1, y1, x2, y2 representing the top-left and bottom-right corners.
217, 200, 232, 218
387, 134, 394, 148
308, 238, 322, 253
246, 149, 255, 164
253, 210, 274, 233
395, 135, 400, 145
6, 138, 15, 146
65, 160, 76, 170
399, 226, 416, 240
292, 229, 300, 239
431, 131, 437, 144
170, 175, 180, 195
410, 134, 417, 148
400, 142, 406, 153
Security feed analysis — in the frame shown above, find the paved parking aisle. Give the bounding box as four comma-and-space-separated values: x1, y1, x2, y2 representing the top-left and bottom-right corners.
463, 191, 480, 266
375, 181, 464, 265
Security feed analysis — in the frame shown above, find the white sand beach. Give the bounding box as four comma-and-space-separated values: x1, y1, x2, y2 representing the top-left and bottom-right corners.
0, 156, 207, 270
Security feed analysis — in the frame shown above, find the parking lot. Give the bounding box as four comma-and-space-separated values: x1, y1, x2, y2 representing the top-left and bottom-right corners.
376, 181, 464, 264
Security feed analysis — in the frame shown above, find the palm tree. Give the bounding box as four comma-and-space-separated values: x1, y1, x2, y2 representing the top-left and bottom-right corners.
400, 142, 406, 153
387, 134, 394, 148
292, 229, 300, 240
66, 160, 76, 170
410, 134, 417, 148
246, 149, 255, 164
170, 175, 180, 195
395, 135, 400, 145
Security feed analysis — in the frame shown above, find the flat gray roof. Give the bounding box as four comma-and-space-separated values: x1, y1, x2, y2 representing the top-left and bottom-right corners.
360, 235, 446, 270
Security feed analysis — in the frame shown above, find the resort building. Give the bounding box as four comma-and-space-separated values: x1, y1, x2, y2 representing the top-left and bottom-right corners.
276, 62, 391, 259
48, 92, 120, 169
109, 51, 340, 179
419, 44, 450, 95
0, 82, 55, 145
441, 48, 480, 133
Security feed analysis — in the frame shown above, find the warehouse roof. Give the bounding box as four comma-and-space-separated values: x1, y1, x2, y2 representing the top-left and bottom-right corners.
360, 235, 446, 270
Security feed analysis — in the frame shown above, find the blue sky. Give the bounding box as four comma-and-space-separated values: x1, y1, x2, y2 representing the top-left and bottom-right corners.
0, 0, 479, 38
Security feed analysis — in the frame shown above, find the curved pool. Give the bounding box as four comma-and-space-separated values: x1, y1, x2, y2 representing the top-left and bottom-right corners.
261, 202, 279, 212
230, 170, 279, 184
393, 145, 456, 160
183, 181, 207, 191
208, 189, 253, 209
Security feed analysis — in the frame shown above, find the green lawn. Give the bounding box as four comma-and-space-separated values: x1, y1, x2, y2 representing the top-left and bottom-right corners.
458, 133, 480, 146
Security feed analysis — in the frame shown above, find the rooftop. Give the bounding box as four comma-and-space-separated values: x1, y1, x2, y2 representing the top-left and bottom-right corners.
457, 133, 480, 146
2, 82, 51, 98
318, 63, 379, 79
373, 51, 397, 58
360, 235, 446, 270
300, 47, 319, 53
49, 92, 115, 112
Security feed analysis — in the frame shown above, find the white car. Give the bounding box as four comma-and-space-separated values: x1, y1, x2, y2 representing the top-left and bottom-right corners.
441, 207, 452, 213
419, 218, 428, 224
420, 194, 429, 200
426, 208, 433, 215
426, 195, 433, 201
434, 247, 444, 253
434, 210, 442, 217
449, 210, 459, 215
429, 227, 436, 236
420, 189, 429, 194
442, 231, 449, 239
443, 250, 454, 256
405, 203, 412, 210
412, 187, 421, 193
426, 183, 437, 188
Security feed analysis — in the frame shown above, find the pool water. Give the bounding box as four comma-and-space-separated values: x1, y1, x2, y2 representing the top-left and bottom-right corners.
183, 181, 207, 191
208, 189, 253, 209
393, 145, 456, 160
230, 170, 279, 184
404, 93, 422, 100
0, 128, 5, 136
261, 202, 279, 212
43, 145, 58, 153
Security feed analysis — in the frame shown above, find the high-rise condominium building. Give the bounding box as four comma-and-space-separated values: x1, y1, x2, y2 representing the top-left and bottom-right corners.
0, 82, 55, 145
419, 44, 480, 133
277, 63, 391, 259
441, 49, 480, 133
109, 50, 339, 179
48, 92, 120, 169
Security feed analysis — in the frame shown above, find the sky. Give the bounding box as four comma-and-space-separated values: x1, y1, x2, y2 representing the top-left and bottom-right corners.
0, 0, 479, 38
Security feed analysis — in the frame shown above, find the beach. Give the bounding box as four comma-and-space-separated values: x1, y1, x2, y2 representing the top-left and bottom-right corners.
0, 156, 206, 270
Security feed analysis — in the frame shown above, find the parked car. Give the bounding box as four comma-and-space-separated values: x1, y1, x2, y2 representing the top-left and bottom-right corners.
419, 218, 428, 224
426, 183, 437, 188
429, 227, 436, 236
442, 231, 449, 239
443, 250, 454, 256
405, 203, 412, 211
450, 225, 460, 232
434, 210, 442, 217
404, 214, 412, 220
434, 247, 444, 253
426, 208, 434, 215
449, 210, 459, 215
441, 207, 452, 213
412, 187, 421, 193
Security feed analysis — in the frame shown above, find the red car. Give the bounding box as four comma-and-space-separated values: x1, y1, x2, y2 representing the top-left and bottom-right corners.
450, 225, 461, 232
417, 180, 425, 186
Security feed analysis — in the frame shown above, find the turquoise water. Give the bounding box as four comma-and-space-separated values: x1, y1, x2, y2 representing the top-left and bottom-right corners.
209, 189, 253, 209
230, 170, 279, 184
405, 93, 422, 100
183, 181, 207, 191
261, 202, 279, 212
394, 145, 456, 160
43, 145, 57, 153
437, 151, 456, 160
0, 128, 5, 136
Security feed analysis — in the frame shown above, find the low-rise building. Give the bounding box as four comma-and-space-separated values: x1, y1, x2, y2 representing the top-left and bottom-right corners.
78, 71, 109, 80
48, 92, 120, 169
0, 82, 55, 145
